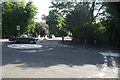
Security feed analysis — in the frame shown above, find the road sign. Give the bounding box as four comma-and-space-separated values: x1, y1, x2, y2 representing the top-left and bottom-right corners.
17, 25, 20, 30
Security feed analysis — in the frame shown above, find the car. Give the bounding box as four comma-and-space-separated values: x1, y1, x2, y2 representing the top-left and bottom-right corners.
9, 35, 39, 44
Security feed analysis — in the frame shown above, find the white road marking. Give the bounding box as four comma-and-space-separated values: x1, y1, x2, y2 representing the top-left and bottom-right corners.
21, 50, 37, 53
99, 52, 119, 78
7, 44, 42, 49
88, 52, 119, 78
100, 52, 120, 57
20, 48, 53, 55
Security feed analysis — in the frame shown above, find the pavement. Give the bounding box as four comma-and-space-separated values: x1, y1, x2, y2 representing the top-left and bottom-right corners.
1, 37, 120, 78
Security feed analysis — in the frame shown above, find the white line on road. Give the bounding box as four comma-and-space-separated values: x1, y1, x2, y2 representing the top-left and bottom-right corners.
99, 52, 119, 78
7, 44, 43, 49
88, 52, 119, 78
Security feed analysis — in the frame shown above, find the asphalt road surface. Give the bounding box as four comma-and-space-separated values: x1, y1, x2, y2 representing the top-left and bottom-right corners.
1, 38, 120, 78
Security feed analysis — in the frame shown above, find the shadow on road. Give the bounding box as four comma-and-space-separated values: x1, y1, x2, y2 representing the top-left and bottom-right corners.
2, 40, 110, 68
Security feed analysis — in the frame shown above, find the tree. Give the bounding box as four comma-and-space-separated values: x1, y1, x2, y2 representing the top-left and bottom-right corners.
0, 2, 2, 39
66, 2, 104, 41
2, 1, 37, 38
43, 10, 66, 36
49, 1, 74, 15
35, 22, 49, 37
100, 2, 120, 45
43, 1, 75, 37
44, 1, 110, 43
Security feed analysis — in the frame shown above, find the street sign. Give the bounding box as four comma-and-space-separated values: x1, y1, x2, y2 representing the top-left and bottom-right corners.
17, 25, 20, 30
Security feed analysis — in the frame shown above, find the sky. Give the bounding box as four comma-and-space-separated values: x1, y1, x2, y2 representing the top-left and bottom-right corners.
26, 0, 52, 22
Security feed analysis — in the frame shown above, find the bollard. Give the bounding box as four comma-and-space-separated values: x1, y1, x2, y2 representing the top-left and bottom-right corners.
84, 39, 86, 44
94, 40, 96, 44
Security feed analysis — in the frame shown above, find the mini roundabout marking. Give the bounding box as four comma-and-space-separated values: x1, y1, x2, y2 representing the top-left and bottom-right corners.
7, 44, 53, 55
7, 44, 43, 49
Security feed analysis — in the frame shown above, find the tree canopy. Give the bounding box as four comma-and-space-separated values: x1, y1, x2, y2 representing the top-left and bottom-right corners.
43, 1, 120, 46
35, 22, 49, 37
101, 2, 120, 42
2, 1, 38, 38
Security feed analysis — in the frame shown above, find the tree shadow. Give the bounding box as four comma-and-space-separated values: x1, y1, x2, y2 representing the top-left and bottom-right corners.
2, 41, 105, 69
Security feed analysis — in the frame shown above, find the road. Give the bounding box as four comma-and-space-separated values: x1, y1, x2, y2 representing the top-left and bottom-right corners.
1, 38, 120, 78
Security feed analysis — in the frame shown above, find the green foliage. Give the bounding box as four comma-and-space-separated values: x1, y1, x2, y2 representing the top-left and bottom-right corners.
66, 3, 92, 39
2, 1, 37, 38
35, 22, 49, 37
43, 10, 66, 36
42, 1, 76, 37
43, 1, 119, 45
65, 2, 109, 41
50, 1, 75, 15
0, 3, 2, 39
103, 2, 120, 42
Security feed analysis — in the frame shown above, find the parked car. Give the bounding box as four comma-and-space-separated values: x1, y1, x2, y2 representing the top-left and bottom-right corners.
9, 35, 39, 44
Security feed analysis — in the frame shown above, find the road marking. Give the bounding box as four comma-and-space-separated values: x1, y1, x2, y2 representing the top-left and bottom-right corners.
7, 44, 42, 49
99, 52, 119, 78
99, 52, 120, 57
88, 52, 119, 78
20, 47, 53, 55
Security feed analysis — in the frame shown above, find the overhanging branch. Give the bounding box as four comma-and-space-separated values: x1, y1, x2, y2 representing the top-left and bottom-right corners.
90, 4, 103, 23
